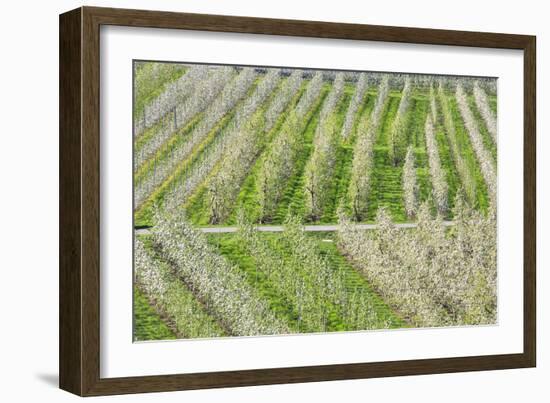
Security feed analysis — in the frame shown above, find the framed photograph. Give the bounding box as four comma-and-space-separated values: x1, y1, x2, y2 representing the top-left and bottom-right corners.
59, 6, 536, 396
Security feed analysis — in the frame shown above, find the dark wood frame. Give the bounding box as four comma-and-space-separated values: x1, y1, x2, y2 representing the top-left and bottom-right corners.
59, 6, 536, 396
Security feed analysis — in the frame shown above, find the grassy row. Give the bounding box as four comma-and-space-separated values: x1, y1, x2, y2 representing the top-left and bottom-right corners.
433, 96, 461, 217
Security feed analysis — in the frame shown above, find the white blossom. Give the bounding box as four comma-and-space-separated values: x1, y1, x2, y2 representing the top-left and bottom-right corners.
341, 73, 368, 140
473, 81, 497, 143
153, 210, 290, 336
402, 145, 418, 218
347, 76, 389, 221
134, 67, 257, 210
425, 88, 448, 214
388, 77, 411, 165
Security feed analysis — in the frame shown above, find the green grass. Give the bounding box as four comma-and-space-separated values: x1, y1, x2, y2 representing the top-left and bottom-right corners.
133, 287, 176, 341
207, 233, 302, 331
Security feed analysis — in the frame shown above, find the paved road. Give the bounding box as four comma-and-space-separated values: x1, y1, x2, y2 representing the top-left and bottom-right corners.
135, 221, 454, 235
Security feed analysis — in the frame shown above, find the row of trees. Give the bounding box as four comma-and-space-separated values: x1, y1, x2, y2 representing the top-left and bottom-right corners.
437, 83, 478, 206
303, 73, 346, 221
296, 72, 324, 116
163, 69, 284, 214
388, 78, 412, 166
152, 209, 290, 336
341, 73, 368, 140
238, 216, 389, 332
134, 67, 257, 210
347, 77, 390, 221
255, 74, 327, 222
424, 88, 449, 215
264, 70, 304, 131
455, 83, 497, 205
338, 198, 497, 327
134, 66, 233, 170
135, 238, 226, 338
133, 62, 187, 135
206, 114, 265, 224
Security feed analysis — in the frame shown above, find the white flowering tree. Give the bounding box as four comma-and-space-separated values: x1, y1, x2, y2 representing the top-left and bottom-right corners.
424, 92, 448, 215
341, 73, 368, 140
347, 76, 389, 221
402, 145, 418, 219
337, 195, 496, 327
163, 69, 282, 214
152, 209, 290, 336
388, 78, 412, 166
134, 67, 257, 210
135, 238, 226, 338
303, 73, 347, 221
256, 74, 327, 222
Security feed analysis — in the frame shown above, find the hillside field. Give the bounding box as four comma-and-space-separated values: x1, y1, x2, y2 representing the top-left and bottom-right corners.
133, 62, 498, 340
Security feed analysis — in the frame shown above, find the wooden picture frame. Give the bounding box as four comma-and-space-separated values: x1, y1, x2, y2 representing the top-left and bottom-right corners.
59, 6, 536, 396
